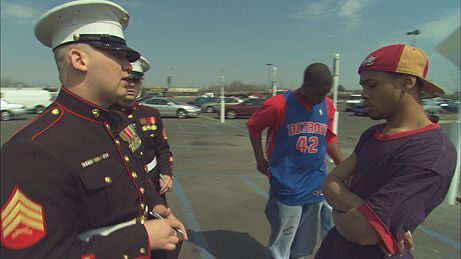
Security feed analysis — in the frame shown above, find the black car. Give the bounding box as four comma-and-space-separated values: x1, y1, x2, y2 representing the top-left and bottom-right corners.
350, 101, 368, 116
440, 100, 459, 113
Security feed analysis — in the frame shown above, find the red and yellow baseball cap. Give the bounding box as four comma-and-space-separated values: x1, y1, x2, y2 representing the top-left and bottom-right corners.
358, 44, 445, 98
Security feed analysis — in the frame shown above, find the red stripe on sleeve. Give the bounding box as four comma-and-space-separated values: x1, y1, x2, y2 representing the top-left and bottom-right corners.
357, 203, 400, 255
325, 97, 337, 143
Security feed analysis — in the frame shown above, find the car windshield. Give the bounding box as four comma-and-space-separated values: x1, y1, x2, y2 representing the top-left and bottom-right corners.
167, 99, 182, 105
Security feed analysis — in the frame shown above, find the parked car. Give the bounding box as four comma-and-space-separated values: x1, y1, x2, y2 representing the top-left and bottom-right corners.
139, 97, 201, 119
422, 98, 442, 114
345, 94, 363, 111
201, 97, 244, 113
1, 98, 28, 121
1, 88, 53, 113
216, 98, 266, 119
187, 97, 219, 108
440, 100, 459, 113
350, 101, 368, 116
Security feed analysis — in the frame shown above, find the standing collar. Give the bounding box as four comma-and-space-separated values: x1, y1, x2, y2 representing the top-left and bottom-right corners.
112, 102, 138, 114
55, 87, 110, 123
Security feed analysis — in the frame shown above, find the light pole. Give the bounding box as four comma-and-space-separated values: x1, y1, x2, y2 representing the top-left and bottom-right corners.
220, 69, 225, 123
266, 63, 273, 92
166, 67, 173, 91
406, 30, 420, 47
271, 66, 278, 96
332, 54, 340, 135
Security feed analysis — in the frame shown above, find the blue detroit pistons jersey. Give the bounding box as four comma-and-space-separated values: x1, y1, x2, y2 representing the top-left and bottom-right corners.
269, 91, 328, 206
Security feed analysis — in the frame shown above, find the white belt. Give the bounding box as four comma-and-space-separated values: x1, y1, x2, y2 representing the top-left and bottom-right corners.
78, 218, 138, 241
146, 156, 158, 172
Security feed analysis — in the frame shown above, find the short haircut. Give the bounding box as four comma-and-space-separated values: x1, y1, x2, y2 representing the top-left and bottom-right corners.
303, 63, 332, 88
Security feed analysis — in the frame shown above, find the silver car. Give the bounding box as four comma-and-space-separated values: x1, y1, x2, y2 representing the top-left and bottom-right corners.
1, 98, 28, 121
139, 97, 200, 119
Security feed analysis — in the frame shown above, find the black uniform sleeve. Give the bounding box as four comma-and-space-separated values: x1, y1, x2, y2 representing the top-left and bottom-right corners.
1, 140, 151, 258
153, 115, 173, 176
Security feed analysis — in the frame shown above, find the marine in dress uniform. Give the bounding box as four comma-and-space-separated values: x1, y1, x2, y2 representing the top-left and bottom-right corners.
113, 57, 174, 203
1, 1, 181, 258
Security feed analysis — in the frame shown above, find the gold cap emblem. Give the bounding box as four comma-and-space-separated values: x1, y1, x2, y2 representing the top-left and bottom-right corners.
73, 34, 80, 41
120, 15, 129, 26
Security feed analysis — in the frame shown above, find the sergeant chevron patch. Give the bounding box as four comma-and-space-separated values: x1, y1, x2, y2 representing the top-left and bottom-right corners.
1, 186, 46, 249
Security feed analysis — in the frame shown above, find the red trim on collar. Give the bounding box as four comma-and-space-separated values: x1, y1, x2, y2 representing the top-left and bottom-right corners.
60, 87, 109, 112
32, 108, 64, 140
357, 203, 400, 255
55, 102, 103, 125
8, 108, 51, 142
374, 123, 440, 141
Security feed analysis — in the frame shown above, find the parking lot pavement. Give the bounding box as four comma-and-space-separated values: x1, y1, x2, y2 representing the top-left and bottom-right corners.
1, 112, 460, 259
158, 113, 460, 259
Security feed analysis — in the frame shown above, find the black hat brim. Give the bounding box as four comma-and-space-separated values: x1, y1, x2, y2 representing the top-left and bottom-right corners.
88, 41, 140, 62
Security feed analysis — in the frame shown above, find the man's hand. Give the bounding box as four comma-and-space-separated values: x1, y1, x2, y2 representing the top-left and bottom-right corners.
164, 212, 188, 241
159, 174, 173, 194
153, 204, 171, 218
399, 231, 414, 256
143, 219, 179, 250
152, 204, 188, 241
256, 159, 268, 175
377, 230, 414, 257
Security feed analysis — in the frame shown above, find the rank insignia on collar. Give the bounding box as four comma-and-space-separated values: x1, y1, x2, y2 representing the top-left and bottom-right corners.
319, 109, 323, 116
81, 153, 110, 168
120, 124, 142, 152
1, 186, 46, 249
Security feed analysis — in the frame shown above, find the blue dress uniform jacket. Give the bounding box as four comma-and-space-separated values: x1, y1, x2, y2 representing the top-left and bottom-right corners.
1, 87, 163, 259
113, 104, 173, 195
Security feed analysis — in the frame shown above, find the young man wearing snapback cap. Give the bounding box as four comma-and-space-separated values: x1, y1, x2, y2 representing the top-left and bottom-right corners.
1, 1, 186, 258
314, 44, 457, 259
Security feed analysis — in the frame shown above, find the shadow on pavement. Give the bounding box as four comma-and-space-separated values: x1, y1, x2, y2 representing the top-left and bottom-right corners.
187, 229, 267, 259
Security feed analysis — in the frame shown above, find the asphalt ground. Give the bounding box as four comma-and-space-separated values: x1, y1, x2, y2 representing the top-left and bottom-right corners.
1, 111, 460, 259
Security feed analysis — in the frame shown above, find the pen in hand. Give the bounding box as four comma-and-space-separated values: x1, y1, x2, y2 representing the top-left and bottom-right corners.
149, 211, 184, 235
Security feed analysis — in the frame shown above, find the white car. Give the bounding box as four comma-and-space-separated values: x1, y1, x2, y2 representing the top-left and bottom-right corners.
1, 88, 53, 114
422, 98, 442, 114
1, 98, 28, 121
345, 94, 363, 111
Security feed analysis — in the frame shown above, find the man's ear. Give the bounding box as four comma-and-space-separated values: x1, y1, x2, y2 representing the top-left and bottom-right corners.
401, 75, 417, 90
68, 49, 88, 72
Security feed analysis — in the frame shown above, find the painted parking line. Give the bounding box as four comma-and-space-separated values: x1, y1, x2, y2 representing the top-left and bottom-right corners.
417, 225, 461, 250
176, 123, 188, 134
239, 175, 268, 199
199, 114, 248, 133
239, 175, 461, 251
173, 178, 214, 259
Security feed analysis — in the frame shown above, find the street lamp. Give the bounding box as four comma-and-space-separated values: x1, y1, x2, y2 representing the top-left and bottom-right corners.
266, 63, 278, 96
406, 30, 420, 46
271, 66, 278, 96
219, 69, 225, 123
266, 63, 273, 89
166, 67, 173, 88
